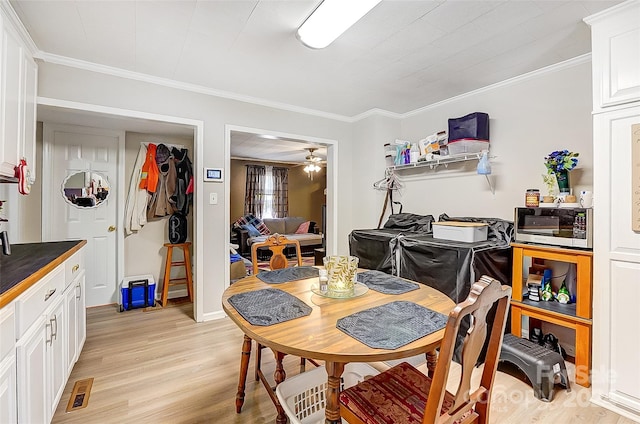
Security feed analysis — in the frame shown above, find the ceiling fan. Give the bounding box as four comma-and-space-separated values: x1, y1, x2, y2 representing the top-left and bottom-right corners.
303, 148, 323, 179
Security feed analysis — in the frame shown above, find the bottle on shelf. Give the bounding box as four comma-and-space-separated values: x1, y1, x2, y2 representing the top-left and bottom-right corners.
557, 281, 571, 304
410, 143, 419, 163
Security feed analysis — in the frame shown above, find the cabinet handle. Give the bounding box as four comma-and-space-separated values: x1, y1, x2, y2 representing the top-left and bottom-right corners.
51, 315, 58, 341
76, 282, 82, 299
44, 288, 56, 301
72, 264, 79, 273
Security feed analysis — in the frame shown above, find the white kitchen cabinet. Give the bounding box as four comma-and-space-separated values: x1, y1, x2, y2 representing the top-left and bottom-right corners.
15, 315, 47, 424
0, 5, 37, 181
0, 353, 17, 424
0, 304, 17, 423
585, 1, 640, 111
75, 273, 86, 356
47, 295, 65, 421
10, 246, 85, 424
64, 269, 86, 376
16, 293, 66, 424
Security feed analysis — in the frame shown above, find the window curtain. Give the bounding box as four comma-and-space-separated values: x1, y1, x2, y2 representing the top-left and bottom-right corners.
244, 165, 265, 216
272, 167, 289, 218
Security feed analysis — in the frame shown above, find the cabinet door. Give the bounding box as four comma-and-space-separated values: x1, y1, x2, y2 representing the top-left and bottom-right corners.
16, 316, 47, 424
592, 106, 640, 416
76, 273, 86, 354
587, 2, 640, 110
64, 283, 77, 376
0, 353, 17, 424
0, 18, 23, 178
47, 297, 65, 421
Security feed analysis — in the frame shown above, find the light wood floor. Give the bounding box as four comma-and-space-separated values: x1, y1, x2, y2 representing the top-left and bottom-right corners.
52, 302, 637, 424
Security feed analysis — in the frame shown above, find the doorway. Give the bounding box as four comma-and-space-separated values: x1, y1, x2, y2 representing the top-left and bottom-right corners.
38, 98, 205, 319
225, 125, 337, 271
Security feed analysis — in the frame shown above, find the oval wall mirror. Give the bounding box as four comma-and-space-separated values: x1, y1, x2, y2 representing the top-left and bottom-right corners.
62, 171, 110, 208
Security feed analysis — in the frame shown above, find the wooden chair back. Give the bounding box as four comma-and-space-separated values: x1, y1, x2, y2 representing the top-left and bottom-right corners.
251, 233, 302, 274
424, 275, 511, 424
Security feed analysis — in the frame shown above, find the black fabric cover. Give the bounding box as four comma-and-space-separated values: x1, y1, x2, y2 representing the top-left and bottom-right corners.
349, 228, 404, 273
394, 235, 511, 303
438, 213, 514, 244
349, 213, 434, 273
383, 213, 435, 233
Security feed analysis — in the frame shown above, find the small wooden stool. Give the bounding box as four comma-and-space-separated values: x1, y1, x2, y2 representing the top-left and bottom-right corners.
161, 242, 193, 307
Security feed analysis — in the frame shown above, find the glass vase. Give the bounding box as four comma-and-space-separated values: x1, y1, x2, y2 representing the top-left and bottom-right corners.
323, 255, 358, 297
555, 169, 570, 193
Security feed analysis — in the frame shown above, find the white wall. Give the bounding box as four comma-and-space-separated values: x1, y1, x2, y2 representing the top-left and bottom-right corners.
351, 115, 401, 228
35, 61, 354, 319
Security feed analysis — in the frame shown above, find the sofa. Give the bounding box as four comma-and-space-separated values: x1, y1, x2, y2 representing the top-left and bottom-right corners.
233, 215, 323, 257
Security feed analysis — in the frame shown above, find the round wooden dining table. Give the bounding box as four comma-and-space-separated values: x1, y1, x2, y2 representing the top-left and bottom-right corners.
222, 269, 456, 424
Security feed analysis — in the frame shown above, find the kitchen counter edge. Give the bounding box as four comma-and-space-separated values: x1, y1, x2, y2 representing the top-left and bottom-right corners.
0, 240, 87, 308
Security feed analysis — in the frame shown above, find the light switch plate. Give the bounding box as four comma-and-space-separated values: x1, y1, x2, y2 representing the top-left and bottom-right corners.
209, 193, 218, 205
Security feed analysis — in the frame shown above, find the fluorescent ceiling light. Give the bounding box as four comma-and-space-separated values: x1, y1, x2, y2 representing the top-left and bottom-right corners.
297, 0, 382, 49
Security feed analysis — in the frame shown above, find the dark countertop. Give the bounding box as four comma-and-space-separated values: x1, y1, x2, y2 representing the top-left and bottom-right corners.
0, 240, 86, 308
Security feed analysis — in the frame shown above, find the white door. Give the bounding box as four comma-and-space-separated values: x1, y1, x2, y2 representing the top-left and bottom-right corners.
43, 124, 122, 306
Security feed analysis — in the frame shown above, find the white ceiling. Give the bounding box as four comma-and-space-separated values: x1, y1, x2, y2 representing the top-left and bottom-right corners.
12, 0, 622, 162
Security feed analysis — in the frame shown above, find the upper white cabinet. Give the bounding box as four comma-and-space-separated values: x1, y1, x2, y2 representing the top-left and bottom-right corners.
0, 4, 37, 181
585, 1, 640, 111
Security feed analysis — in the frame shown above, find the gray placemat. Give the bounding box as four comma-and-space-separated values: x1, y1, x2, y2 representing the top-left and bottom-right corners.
356, 270, 419, 294
336, 301, 448, 349
228, 288, 312, 326
256, 266, 319, 283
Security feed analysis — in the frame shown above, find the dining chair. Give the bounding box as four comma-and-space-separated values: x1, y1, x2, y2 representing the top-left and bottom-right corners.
339, 275, 512, 424
251, 233, 303, 275
248, 234, 310, 382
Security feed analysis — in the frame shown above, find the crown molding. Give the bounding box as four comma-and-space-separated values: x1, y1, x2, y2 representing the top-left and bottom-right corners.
0, 0, 38, 54
34, 50, 591, 124
35, 51, 356, 123
403, 54, 592, 118
351, 107, 403, 121
583, 0, 639, 25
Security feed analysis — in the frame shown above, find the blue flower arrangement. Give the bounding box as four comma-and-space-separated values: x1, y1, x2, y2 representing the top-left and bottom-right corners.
544, 150, 579, 174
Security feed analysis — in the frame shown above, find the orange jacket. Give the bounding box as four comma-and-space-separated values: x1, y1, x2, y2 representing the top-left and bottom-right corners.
139, 144, 159, 192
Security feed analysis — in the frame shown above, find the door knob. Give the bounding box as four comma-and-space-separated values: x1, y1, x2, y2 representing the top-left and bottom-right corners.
108, 225, 116, 232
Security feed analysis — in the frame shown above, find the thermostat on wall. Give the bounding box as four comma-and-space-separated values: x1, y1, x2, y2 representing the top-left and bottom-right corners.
204, 168, 223, 182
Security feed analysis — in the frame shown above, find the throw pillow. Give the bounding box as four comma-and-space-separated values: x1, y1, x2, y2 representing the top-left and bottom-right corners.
241, 223, 261, 237
233, 214, 271, 235
295, 221, 310, 234
308, 221, 316, 233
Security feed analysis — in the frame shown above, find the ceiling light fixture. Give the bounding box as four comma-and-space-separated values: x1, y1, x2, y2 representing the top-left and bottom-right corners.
297, 0, 382, 49
303, 148, 323, 180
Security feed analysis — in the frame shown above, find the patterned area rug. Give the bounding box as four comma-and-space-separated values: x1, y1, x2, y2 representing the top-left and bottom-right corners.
245, 256, 315, 275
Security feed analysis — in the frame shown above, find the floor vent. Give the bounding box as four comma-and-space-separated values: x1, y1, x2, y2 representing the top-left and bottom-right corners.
66, 377, 94, 412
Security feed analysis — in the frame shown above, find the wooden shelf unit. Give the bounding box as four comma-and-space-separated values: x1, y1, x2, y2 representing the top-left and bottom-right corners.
510, 242, 593, 387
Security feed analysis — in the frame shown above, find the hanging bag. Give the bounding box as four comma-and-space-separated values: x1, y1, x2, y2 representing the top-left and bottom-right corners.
14, 158, 33, 195
168, 212, 188, 244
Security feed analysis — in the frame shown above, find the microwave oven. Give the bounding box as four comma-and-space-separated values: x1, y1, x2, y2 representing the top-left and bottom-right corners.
514, 207, 592, 249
